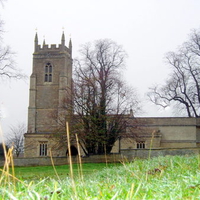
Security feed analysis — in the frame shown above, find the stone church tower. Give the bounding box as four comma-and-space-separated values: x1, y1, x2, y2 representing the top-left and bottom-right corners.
24, 32, 73, 157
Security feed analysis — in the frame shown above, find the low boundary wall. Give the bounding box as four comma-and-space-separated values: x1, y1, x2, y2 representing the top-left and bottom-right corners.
0, 148, 199, 166
120, 147, 200, 160
0, 154, 124, 167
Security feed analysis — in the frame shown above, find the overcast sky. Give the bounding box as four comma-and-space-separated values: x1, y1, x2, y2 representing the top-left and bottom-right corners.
0, 0, 200, 136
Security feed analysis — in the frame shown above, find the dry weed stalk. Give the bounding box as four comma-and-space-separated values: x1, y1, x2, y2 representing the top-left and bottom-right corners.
66, 122, 77, 198
0, 122, 26, 196
75, 133, 83, 181
66, 122, 73, 179
49, 148, 61, 182
148, 130, 155, 160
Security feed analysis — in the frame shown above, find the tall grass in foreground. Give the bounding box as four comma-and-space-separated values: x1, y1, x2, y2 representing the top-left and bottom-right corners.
1, 124, 200, 199
0, 155, 200, 199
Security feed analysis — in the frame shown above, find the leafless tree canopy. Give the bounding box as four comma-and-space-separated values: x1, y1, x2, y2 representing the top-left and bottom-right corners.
6, 123, 26, 157
0, 46, 26, 80
0, 2, 27, 81
72, 39, 141, 154
0, 0, 5, 7
148, 29, 200, 117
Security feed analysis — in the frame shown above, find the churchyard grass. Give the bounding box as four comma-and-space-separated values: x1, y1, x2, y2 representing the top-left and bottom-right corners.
1, 155, 200, 199
12, 163, 120, 180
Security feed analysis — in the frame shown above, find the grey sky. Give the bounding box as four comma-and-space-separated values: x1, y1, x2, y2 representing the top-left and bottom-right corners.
1, 0, 200, 136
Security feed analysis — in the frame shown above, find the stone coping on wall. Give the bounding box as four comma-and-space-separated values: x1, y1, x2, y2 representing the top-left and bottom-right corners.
120, 147, 200, 160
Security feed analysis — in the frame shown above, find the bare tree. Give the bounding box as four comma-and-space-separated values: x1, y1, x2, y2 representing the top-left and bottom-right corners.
0, 0, 5, 7
0, 1, 27, 81
71, 39, 141, 155
148, 29, 200, 117
0, 46, 27, 80
6, 123, 26, 157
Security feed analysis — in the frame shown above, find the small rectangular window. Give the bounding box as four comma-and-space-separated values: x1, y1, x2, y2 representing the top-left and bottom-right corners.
136, 141, 145, 149
39, 142, 48, 156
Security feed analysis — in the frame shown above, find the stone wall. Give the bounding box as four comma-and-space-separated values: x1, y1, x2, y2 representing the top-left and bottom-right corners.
111, 117, 199, 153
0, 148, 199, 167
120, 148, 199, 160
24, 133, 70, 157
10, 154, 123, 167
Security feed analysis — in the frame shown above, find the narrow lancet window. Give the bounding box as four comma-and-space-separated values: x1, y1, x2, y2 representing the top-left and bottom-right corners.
44, 62, 53, 82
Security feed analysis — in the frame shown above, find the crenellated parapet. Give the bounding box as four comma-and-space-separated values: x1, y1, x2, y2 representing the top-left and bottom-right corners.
34, 32, 72, 57
35, 44, 69, 52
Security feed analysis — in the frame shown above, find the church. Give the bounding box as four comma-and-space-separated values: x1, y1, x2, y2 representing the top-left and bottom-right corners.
24, 32, 73, 157
24, 33, 200, 158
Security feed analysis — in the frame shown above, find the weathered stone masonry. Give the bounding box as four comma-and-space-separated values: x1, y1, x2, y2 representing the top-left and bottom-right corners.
24, 32, 73, 157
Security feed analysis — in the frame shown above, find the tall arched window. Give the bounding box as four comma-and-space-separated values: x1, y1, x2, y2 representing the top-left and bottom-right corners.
44, 62, 53, 82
